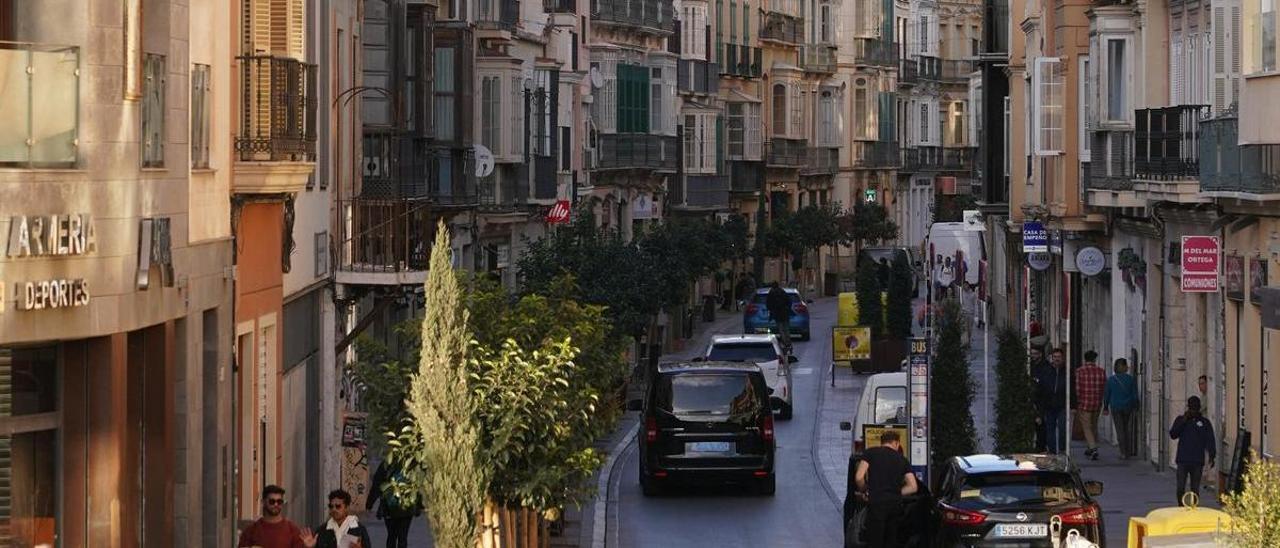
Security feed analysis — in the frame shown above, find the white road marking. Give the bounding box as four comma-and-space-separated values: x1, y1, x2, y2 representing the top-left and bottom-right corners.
791, 368, 814, 375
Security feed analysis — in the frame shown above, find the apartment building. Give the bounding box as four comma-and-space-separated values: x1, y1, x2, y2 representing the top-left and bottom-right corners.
0, 0, 234, 545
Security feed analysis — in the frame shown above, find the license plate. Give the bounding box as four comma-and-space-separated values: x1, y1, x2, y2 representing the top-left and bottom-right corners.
993, 523, 1048, 538
754, 327, 772, 334
685, 441, 732, 454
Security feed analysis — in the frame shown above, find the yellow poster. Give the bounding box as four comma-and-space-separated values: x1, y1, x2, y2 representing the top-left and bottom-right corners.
832, 326, 872, 361
838, 292, 859, 326
862, 424, 911, 454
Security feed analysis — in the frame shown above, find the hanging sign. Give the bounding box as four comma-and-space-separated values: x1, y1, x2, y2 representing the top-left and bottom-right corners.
1076, 246, 1106, 277
1181, 236, 1221, 292
1023, 222, 1048, 253
546, 200, 571, 224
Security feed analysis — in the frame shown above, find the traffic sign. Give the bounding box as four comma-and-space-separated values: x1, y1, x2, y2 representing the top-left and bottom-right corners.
1181, 236, 1221, 292
1023, 222, 1048, 253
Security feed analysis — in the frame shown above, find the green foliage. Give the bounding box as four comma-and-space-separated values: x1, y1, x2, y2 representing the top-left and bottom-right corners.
856, 256, 884, 339
886, 253, 914, 339
348, 321, 421, 455
932, 193, 978, 223
992, 325, 1037, 453
1224, 451, 1280, 547
930, 299, 976, 472
402, 221, 485, 548
635, 218, 737, 310
838, 201, 900, 248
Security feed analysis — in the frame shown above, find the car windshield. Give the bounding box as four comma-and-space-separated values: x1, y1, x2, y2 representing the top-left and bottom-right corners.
874, 386, 908, 424
752, 292, 801, 304
707, 343, 777, 363
957, 472, 1082, 506
659, 374, 760, 419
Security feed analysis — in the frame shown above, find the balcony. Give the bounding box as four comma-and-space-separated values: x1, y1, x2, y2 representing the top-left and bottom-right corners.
679, 175, 731, 209
595, 133, 679, 171
801, 44, 837, 73
235, 55, 318, 194
765, 138, 807, 167
942, 59, 978, 82
0, 42, 79, 168
1086, 130, 1135, 191
1133, 105, 1208, 180
760, 12, 802, 44
902, 146, 975, 172
592, 0, 676, 34
801, 146, 839, 175
722, 44, 763, 78
851, 141, 899, 168
336, 198, 436, 285
361, 133, 478, 204
851, 38, 897, 68
477, 0, 519, 31
917, 55, 942, 81
729, 160, 765, 193
544, 0, 575, 12
899, 58, 919, 85
1200, 116, 1280, 197
678, 59, 719, 95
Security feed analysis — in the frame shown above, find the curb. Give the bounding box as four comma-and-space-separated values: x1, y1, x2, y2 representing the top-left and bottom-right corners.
811, 334, 846, 514
592, 421, 639, 548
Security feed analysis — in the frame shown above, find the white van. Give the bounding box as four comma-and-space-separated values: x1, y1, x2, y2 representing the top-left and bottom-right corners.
926, 222, 984, 290
845, 372, 908, 454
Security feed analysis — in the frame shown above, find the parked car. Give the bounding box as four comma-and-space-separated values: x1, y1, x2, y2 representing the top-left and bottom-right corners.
847, 372, 909, 454
931, 454, 1105, 547
743, 287, 811, 340
629, 361, 777, 496
700, 334, 797, 420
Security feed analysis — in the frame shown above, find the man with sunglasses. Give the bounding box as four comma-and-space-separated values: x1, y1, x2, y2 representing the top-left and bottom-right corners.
306, 489, 372, 548
238, 485, 307, 548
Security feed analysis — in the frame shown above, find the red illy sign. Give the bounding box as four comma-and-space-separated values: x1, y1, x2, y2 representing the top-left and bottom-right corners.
1181, 235, 1221, 292
546, 200, 571, 224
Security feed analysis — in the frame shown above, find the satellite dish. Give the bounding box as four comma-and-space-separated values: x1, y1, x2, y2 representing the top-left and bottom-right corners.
589, 67, 604, 89
474, 144, 495, 178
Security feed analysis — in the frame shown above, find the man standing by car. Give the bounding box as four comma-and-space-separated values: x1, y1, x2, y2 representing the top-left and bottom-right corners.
1074, 351, 1106, 460
765, 282, 793, 348
855, 431, 919, 548
1034, 348, 1069, 454
1170, 396, 1216, 505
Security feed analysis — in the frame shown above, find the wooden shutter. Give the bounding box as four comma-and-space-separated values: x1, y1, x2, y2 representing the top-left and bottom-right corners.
1213, 1, 1242, 113
244, 0, 272, 53
789, 83, 803, 137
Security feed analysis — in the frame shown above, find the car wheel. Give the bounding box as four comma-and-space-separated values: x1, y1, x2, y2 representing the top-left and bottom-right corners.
778, 402, 794, 421
756, 474, 776, 496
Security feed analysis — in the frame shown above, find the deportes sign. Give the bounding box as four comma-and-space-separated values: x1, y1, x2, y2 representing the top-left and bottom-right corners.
1181, 236, 1221, 292
546, 200, 571, 224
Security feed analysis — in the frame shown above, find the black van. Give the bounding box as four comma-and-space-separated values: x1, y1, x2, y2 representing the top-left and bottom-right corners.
629, 361, 776, 496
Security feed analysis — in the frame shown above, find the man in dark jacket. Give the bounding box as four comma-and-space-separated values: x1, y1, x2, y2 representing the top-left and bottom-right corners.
366, 461, 419, 548
765, 282, 794, 348
1029, 345, 1050, 451
307, 489, 372, 548
1033, 348, 1069, 454
1170, 396, 1216, 505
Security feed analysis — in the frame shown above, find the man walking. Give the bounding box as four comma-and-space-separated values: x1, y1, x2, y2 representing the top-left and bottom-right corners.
366, 461, 418, 548
309, 489, 371, 548
765, 282, 794, 349
1029, 344, 1050, 452
1103, 358, 1139, 458
1034, 348, 1069, 454
854, 430, 919, 548
1075, 351, 1106, 460
238, 485, 307, 548
1170, 396, 1216, 505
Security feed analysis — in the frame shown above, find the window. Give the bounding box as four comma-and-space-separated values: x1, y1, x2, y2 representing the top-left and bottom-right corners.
0, 346, 60, 544
1265, 0, 1277, 72
772, 83, 788, 135
789, 84, 804, 137
1079, 56, 1091, 161
434, 47, 456, 140
651, 67, 664, 134
920, 16, 929, 53
560, 126, 572, 170
1003, 96, 1011, 176
728, 103, 746, 157
191, 63, 211, 169
919, 102, 929, 142
142, 53, 166, 167
683, 6, 708, 59
480, 76, 501, 155
820, 2, 832, 42
683, 113, 717, 173
510, 75, 524, 156
729, 1, 737, 44
818, 90, 839, 145
1213, 4, 1243, 112
314, 231, 328, 277
1105, 40, 1127, 121
532, 70, 553, 157
950, 101, 966, 147
743, 2, 751, 42
1033, 57, 1063, 155
617, 64, 650, 132
854, 80, 872, 139
874, 386, 908, 424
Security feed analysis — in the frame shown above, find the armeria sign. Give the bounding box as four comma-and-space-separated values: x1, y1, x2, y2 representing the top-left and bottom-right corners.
1181, 236, 1221, 292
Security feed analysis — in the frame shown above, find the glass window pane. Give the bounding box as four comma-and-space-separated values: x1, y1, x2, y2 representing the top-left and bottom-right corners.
1, 346, 58, 415
1108, 41, 1125, 120
1265, 0, 1278, 71
31, 47, 79, 165
0, 47, 33, 164
7, 429, 59, 546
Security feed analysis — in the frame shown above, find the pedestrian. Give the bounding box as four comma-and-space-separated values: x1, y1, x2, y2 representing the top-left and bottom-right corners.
1198, 374, 1208, 399
309, 489, 372, 548
238, 485, 307, 548
765, 282, 794, 349
854, 430, 919, 548
736, 273, 757, 307
1034, 348, 1069, 454
1074, 350, 1106, 460
1102, 358, 1140, 459
1170, 396, 1216, 506
1028, 343, 1050, 451
366, 461, 419, 548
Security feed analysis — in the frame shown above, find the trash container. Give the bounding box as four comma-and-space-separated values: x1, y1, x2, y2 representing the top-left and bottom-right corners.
702, 295, 717, 322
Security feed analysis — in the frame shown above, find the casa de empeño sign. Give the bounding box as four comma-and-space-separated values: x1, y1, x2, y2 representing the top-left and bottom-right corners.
6, 213, 98, 257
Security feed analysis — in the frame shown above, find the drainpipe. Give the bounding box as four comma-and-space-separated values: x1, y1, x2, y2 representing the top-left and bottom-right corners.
1152, 206, 1167, 471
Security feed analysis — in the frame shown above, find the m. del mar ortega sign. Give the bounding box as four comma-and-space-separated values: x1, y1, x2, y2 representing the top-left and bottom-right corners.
1181, 235, 1221, 293
2, 214, 97, 313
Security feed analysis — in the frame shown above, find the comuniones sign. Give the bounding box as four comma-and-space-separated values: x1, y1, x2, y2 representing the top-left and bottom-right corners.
2, 214, 97, 313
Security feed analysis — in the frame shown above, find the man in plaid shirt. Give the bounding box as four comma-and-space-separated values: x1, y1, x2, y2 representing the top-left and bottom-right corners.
1075, 350, 1107, 460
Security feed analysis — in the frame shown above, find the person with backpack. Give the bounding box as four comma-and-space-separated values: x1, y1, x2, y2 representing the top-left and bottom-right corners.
365, 461, 419, 548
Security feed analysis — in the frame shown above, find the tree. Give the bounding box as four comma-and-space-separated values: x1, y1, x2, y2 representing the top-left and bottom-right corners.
933, 192, 978, 223
348, 321, 421, 455
1224, 451, 1280, 547
856, 256, 884, 339
930, 299, 976, 473
886, 253, 914, 339
402, 221, 486, 548
838, 201, 899, 256
992, 325, 1037, 453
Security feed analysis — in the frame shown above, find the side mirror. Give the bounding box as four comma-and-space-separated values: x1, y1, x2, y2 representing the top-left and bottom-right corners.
1084, 481, 1104, 497
626, 399, 644, 412
788, 355, 799, 364
839, 421, 852, 431
691, 357, 704, 362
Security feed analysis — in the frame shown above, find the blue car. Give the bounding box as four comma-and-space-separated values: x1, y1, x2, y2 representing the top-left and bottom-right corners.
743, 288, 811, 341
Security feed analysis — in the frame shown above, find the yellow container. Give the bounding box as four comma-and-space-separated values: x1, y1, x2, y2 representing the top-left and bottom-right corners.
838, 292, 859, 327
1127, 498, 1232, 548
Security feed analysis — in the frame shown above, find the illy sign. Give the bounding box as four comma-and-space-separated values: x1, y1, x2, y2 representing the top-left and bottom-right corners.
1181, 236, 1221, 292
546, 200, 571, 224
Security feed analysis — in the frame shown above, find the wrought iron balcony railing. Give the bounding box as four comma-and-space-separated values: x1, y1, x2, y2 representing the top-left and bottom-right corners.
595, 133, 679, 171
801, 146, 839, 175
1087, 130, 1135, 191
941, 59, 978, 81
902, 146, 975, 172
765, 138, 807, 167
1199, 116, 1280, 195
361, 133, 479, 203
729, 160, 765, 193
899, 57, 919, 85
851, 141, 899, 168
0, 41, 79, 167
477, 0, 520, 30
721, 44, 763, 78
801, 44, 837, 73
760, 12, 801, 44
917, 55, 942, 81
337, 198, 435, 274
237, 55, 317, 162
591, 0, 675, 33
851, 38, 897, 68
1134, 105, 1208, 180
678, 59, 719, 94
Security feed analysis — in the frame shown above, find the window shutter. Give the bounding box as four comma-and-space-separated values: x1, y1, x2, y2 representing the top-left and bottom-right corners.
747, 103, 762, 159
789, 84, 803, 137
1231, 4, 1241, 108
1173, 40, 1184, 105
1213, 7, 1228, 112
245, 0, 272, 53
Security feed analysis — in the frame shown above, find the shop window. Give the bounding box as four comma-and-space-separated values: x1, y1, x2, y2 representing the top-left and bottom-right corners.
0, 346, 59, 548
